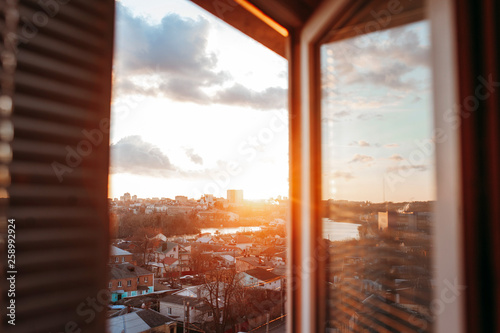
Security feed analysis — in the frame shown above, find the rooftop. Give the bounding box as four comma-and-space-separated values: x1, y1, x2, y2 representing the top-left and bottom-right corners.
110, 264, 153, 280
243, 268, 280, 282
110, 245, 132, 256
107, 309, 174, 333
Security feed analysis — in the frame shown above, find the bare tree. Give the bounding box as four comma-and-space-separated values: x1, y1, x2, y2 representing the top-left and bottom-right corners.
130, 226, 161, 266
190, 244, 214, 274
199, 268, 246, 333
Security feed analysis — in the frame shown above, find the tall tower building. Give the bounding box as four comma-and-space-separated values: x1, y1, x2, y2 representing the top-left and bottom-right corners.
227, 189, 243, 205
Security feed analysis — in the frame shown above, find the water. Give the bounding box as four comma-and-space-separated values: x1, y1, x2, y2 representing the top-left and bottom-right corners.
322, 219, 360, 241
200, 220, 360, 241
200, 226, 262, 235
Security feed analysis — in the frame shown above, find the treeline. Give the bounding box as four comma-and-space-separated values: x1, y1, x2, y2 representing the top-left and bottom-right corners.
117, 212, 200, 238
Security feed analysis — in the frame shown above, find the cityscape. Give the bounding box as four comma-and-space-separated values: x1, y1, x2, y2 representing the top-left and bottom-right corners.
107, 189, 434, 333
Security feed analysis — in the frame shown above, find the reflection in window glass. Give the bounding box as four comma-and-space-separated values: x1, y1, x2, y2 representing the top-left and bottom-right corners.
321, 21, 434, 332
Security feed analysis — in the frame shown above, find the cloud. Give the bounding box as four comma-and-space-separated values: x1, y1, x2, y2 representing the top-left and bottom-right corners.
111, 135, 176, 176
115, 4, 225, 82
323, 24, 430, 92
185, 148, 203, 165
214, 84, 287, 110
349, 154, 374, 164
357, 113, 383, 121
389, 154, 404, 161
350, 140, 371, 147
113, 4, 287, 111
384, 143, 399, 148
387, 164, 427, 173
332, 171, 354, 180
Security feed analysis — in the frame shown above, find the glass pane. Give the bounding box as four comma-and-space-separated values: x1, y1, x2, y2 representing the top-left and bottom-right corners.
108, 1, 288, 332
321, 21, 435, 332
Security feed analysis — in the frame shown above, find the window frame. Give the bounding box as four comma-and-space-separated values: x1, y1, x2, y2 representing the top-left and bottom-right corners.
286, 0, 464, 332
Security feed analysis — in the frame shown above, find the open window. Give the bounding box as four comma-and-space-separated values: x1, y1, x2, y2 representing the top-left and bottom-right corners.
1, 0, 499, 332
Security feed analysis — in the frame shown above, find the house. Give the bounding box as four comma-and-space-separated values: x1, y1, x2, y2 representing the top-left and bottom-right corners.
107, 308, 177, 333
109, 246, 134, 264
109, 264, 155, 302
195, 235, 214, 244
155, 205, 168, 212
235, 256, 273, 272
233, 235, 253, 250
178, 245, 191, 272
145, 260, 177, 278
153, 233, 168, 242
145, 205, 155, 214
219, 255, 236, 266
159, 294, 213, 324
173, 285, 204, 298
155, 242, 179, 262
239, 268, 282, 290
161, 257, 180, 277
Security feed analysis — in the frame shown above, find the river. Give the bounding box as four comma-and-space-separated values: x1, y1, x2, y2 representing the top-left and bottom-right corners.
200, 219, 360, 241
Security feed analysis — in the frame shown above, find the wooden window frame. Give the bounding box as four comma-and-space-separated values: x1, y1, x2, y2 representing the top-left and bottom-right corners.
286, 0, 464, 332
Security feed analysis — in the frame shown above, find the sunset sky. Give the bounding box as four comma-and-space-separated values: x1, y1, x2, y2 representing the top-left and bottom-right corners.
109, 0, 435, 202
109, 0, 288, 200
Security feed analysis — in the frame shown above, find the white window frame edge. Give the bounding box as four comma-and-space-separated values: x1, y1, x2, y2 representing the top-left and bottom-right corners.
288, 1, 352, 331
428, 0, 465, 332
287, 0, 465, 331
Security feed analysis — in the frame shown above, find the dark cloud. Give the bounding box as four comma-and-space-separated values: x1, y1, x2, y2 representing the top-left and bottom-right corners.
185, 148, 203, 165
114, 4, 287, 111
115, 4, 225, 83
214, 84, 287, 110
349, 154, 374, 164
114, 4, 225, 104
111, 135, 176, 176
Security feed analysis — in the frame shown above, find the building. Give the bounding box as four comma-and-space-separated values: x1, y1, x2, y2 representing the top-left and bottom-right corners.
227, 189, 243, 205
155, 242, 179, 262
159, 295, 213, 324
123, 192, 131, 201
233, 235, 253, 250
204, 194, 214, 203
175, 195, 188, 204
236, 256, 273, 272
239, 268, 282, 290
107, 309, 176, 333
109, 246, 134, 264
109, 264, 155, 302
378, 211, 427, 231
178, 245, 192, 272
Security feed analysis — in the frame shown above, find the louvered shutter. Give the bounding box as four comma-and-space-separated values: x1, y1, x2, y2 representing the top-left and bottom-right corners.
1, 0, 114, 332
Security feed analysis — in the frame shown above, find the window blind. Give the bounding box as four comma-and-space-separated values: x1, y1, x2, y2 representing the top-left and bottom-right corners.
1, 0, 114, 332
